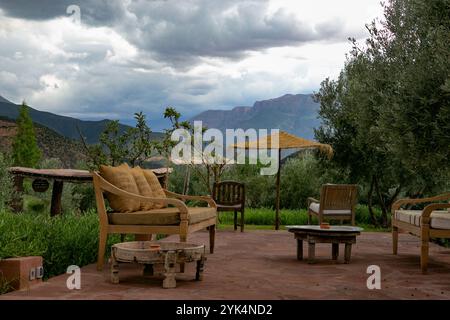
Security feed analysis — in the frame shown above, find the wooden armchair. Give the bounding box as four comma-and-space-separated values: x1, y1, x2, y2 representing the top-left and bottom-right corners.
392, 192, 450, 273
307, 184, 358, 225
93, 171, 217, 271
212, 181, 245, 232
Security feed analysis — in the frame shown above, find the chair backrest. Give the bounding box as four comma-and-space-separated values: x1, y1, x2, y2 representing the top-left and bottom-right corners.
212, 181, 245, 206
320, 184, 358, 211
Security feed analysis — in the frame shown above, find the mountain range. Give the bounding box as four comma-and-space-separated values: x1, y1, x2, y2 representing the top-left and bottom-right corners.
0, 93, 322, 159
190, 93, 320, 139
0, 96, 136, 144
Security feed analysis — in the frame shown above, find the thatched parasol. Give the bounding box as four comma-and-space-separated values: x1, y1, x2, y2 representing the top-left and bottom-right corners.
233, 130, 333, 230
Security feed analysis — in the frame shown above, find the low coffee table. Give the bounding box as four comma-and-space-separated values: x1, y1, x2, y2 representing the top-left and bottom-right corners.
111, 241, 206, 288
286, 225, 363, 264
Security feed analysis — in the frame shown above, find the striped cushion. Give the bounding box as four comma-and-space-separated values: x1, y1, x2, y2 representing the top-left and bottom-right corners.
99, 163, 140, 213
394, 210, 450, 230
309, 202, 351, 215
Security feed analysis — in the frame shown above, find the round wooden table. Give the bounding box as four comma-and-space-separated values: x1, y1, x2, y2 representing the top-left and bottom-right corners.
111, 241, 206, 289
286, 225, 363, 264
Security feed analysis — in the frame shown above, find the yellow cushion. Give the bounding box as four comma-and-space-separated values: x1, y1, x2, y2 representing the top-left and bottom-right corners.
141, 168, 166, 209
108, 207, 217, 225
99, 163, 140, 213
129, 167, 158, 210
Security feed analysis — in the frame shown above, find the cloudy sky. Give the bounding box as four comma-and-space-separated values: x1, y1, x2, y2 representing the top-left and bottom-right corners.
0, 0, 383, 130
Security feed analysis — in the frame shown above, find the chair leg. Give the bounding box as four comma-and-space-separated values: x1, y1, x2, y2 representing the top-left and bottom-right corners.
120, 234, 125, 242
179, 234, 187, 273
209, 225, 215, 254
234, 210, 238, 231
97, 230, 108, 271
240, 209, 244, 232
392, 225, 398, 255
421, 241, 429, 274
421, 226, 430, 274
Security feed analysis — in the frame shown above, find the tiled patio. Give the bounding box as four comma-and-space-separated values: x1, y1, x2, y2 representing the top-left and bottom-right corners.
3, 230, 450, 300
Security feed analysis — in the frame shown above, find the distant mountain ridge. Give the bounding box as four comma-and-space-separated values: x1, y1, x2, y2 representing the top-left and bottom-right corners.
0, 96, 162, 144
0, 116, 86, 168
190, 93, 320, 139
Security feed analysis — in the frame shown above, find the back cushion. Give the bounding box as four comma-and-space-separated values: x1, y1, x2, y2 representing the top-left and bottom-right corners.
130, 167, 158, 210
99, 163, 141, 213
141, 168, 166, 209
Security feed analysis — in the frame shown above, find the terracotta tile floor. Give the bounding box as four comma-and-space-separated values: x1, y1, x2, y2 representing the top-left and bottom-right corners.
3, 230, 450, 300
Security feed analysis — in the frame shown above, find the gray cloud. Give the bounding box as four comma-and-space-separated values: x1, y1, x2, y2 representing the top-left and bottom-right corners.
0, 0, 348, 65
0, 0, 382, 129
0, 0, 126, 26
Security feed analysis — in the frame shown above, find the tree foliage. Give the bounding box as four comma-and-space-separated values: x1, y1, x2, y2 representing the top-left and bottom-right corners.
315, 0, 450, 226
81, 112, 154, 169
12, 102, 42, 168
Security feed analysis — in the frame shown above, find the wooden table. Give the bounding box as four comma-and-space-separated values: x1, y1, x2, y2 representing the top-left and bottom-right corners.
286, 225, 363, 264
8, 166, 172, 216
111, 241, 206, 289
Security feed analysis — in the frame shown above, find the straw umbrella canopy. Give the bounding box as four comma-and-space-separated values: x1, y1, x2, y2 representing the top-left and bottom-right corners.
233, 130, 333, 230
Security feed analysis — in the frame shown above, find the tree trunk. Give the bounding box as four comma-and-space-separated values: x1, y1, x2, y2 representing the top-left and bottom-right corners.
387, 184, 402, 213
367, 175, 379, 226
374, 176, 388, 227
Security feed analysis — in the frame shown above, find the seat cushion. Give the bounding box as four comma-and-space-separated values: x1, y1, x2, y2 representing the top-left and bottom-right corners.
141, 167, 166, 209
394, 210, 450, 230
99, 163, 141, 213
309, 202, 351, 215
108, 207, 217, 225
216, 204, 243, 211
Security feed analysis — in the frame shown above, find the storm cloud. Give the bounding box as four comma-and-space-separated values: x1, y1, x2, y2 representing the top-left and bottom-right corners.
0, 0, 383, 129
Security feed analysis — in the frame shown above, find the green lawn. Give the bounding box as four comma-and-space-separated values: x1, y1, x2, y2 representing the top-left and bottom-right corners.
217, 207, 390, 232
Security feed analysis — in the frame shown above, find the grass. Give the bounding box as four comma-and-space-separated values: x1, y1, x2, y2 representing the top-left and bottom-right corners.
217, 206, 390, 232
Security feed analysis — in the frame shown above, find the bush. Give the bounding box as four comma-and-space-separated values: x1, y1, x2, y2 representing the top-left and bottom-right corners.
0, 210, 123, 279
279, 154, 323, 209
0, 153, 13, 212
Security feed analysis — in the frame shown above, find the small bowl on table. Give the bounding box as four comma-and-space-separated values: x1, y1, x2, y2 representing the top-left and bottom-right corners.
320, 222, 330, 229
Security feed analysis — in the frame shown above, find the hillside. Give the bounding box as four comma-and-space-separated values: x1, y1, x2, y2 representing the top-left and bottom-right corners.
0, 96, 162, 144
0, 117, 86, 168
190, 94, 320, 139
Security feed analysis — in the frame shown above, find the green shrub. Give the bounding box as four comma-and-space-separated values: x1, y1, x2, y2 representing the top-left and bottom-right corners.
0, 275, 13, 295
0, 210, 123, 279
25, 196, 48, 213
0, 153, 13, 212
279, 154, 322, 209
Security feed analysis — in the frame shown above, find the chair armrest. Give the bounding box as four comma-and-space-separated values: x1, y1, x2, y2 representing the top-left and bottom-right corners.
93, 173, 189, 219
307, 197, 319, 206
164, 190, 217, 208
391, 193, 450, 213
422, 203, 450, 219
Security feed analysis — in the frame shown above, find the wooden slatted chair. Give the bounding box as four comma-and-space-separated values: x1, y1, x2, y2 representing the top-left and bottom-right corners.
212, 181, 245, 232
307, 184, 358, 225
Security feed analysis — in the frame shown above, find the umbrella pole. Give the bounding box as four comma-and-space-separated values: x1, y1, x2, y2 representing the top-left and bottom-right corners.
275, 148, 281, 230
